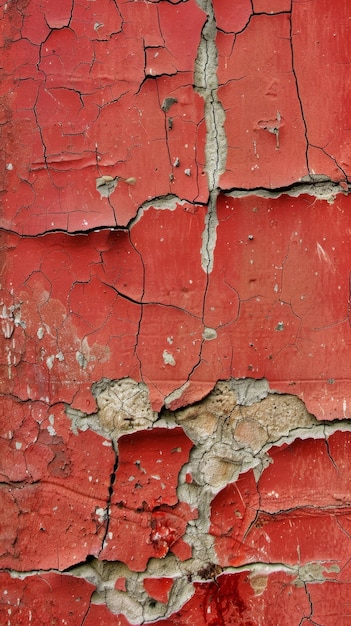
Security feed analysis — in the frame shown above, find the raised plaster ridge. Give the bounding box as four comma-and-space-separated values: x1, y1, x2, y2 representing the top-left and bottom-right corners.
195, 0, 227, 273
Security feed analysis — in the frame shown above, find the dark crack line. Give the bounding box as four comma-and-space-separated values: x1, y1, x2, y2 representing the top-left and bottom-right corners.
2, 479, 110, 506
80, 591, 93, 626
156, 81, 178, 190
298, 582, 314, 626
221, 179, 350, 198
289, 7, 310, 176
258, 504, 351, 517
128, 231, 145, 378
310, 143, 349, 183
100, 440, 118, 555
216, 10, 291, 38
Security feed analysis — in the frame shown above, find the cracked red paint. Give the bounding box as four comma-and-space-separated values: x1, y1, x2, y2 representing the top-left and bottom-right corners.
217, 13, 308, 189
143, 577, 174, 604
307, 576, 351, 626
211, 431, 351, 570
2, 194, 350, 416
3, 567, 351, 626
152, 572, 311, 626
217, 0, 351, 189
292, 0, 351, 183
2, 0, 351, 622
212, 0, 252, 33
1, 0, 206, 234
0, 572, 95, 625
100, 427, 196, 571
0, 400, 114, 570
83, 605, 132, 626
209, 193, 351, 418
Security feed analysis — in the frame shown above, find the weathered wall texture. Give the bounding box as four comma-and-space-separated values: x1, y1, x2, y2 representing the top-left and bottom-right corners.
1, 0, 351, 623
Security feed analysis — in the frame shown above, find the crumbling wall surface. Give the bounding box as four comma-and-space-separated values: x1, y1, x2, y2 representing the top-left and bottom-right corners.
1, 0, 351, 623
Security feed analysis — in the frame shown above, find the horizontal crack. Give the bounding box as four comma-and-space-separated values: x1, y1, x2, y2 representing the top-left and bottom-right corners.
222, 178, 350, 201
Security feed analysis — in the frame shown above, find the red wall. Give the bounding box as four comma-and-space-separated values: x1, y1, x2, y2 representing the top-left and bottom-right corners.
1, 0, 351, 623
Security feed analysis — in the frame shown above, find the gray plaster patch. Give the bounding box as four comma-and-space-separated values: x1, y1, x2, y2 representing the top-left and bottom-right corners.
67, 378, 157, 440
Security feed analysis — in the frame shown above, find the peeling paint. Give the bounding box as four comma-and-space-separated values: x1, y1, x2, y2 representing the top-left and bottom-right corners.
2, 0, 351, 623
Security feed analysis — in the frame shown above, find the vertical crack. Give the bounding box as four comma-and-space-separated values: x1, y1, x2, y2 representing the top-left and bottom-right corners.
195, 0, 227, 274
298, 582, 322, 626
128, 231, 145, 380
200, 195, 218, 275
289, 7, 348, 186
323, 429, 338, 472
195, 0, 226, 191
100, 440, 118, 553
288, 7, 310, 177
